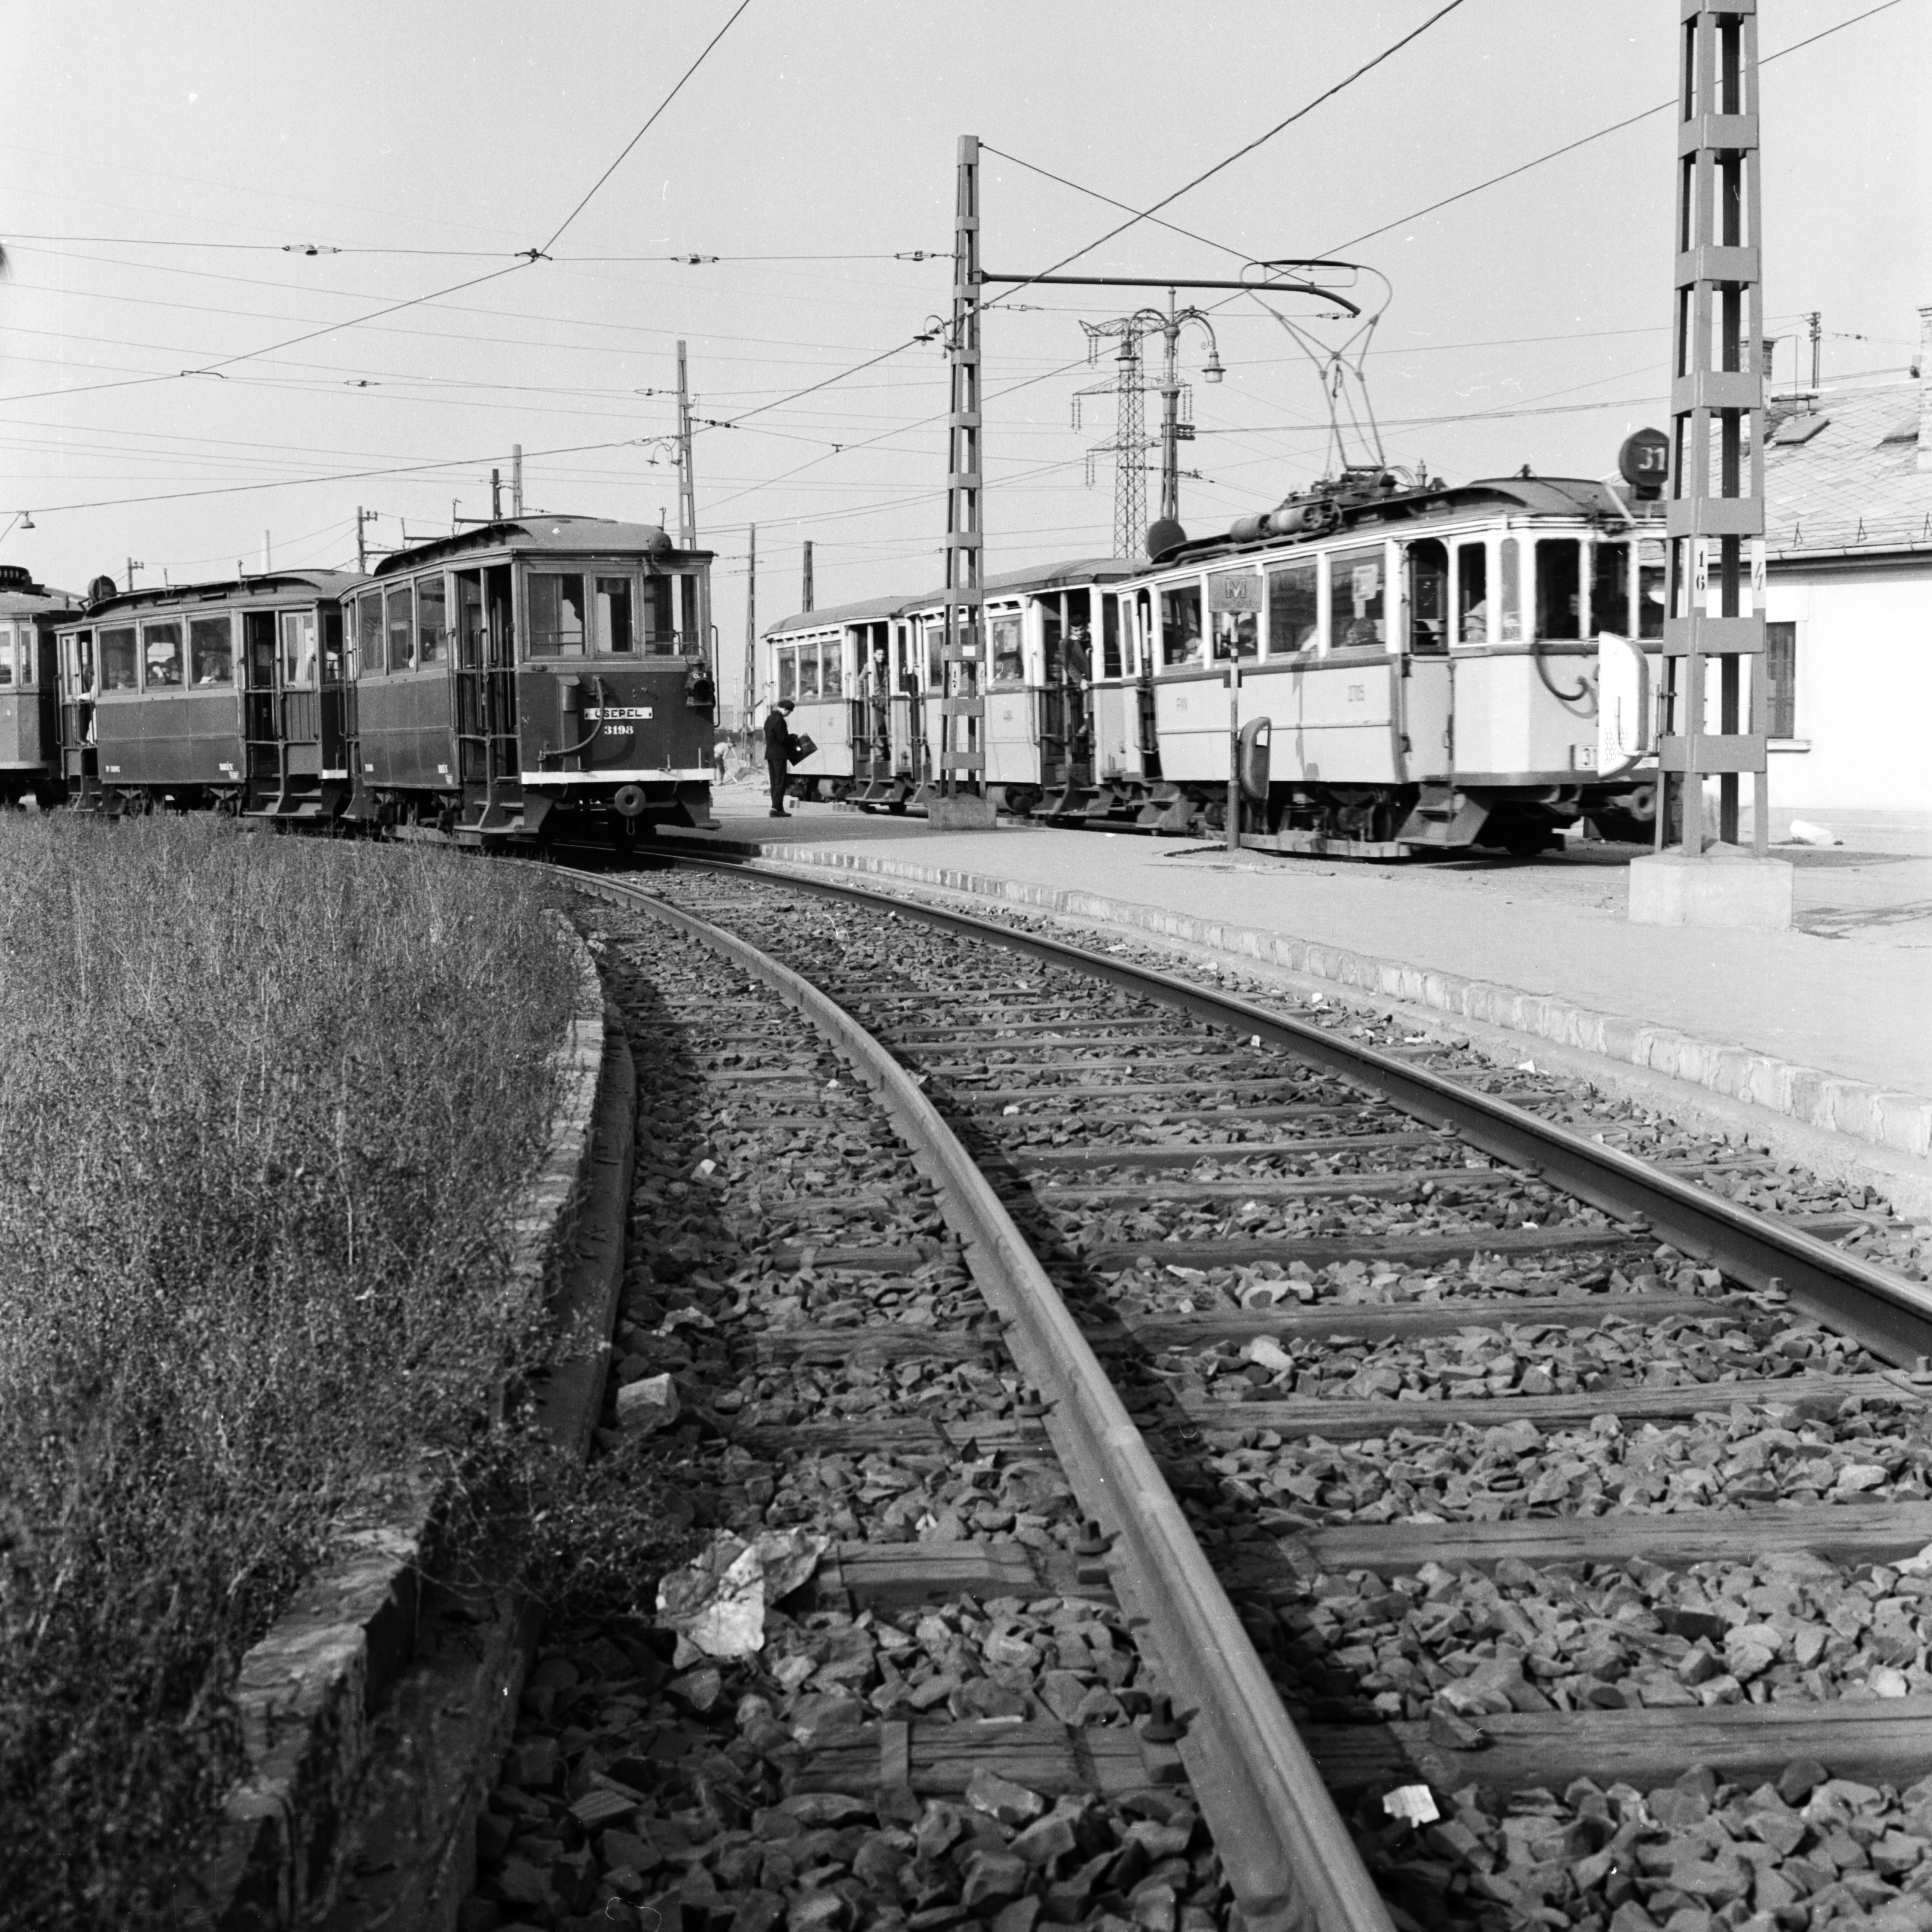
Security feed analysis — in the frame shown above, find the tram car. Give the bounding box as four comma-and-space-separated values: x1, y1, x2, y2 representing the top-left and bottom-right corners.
761, 558, 1137, 816
1131, 469, 1667, 853
55, 568, 365, 818
0, 564, 82, 806
349, 515, 715, 843
762, 589, 907, 806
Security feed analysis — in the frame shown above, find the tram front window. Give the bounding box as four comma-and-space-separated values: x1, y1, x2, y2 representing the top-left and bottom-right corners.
1591, 541, 1631, 635
143, 621, 184, 688
417, 575, 448, 665
386, 584, 415, 672
1159, 583, 1203, 667
1457, 545, 1488, 644
797, 647, 819, 700
1638, 539, 1666, 640
528, 573, 587, 656
0, 627, 12, 687
1536, 539, 1582, 640
280, 611, 318, 689
595, 577, 633, 654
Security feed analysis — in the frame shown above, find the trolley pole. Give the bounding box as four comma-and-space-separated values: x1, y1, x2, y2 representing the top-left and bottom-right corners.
1630, 0, 1789, 930
933, 134, 992, 826
676, 341, 698, 551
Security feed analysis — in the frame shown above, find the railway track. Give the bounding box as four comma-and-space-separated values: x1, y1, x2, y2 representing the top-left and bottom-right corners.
517, 857, 1932, 1932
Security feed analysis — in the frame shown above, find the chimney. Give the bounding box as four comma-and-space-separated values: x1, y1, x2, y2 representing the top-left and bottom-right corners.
1919, 304, 1932, 473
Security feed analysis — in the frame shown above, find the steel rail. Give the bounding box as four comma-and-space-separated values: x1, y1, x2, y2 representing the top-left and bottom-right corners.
566, 867, 1396, 1932
648, 850, 1932, 1371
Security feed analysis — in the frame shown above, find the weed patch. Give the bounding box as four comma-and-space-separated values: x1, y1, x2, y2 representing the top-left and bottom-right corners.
0, 817, 577, 1930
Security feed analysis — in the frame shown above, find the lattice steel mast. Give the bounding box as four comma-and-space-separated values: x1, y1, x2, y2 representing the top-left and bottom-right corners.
1662, 0, 1769, 857
937, 136, 985, 805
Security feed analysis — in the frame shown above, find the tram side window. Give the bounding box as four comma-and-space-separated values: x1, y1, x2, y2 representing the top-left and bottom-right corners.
143, 621, 184, 688
102, 627, 138, 690
1457, 544, 1489, 644
0, 625, 12, 687
1101, 596, 1122, 679
1159, 583, 1203, 667
594, 576, 633, 653
1638, 539, 1667, 640
1406, 540, 1448, 656
1330, 545, 1386, 651
1208, 573, 1259, 661
190, 615, 234, 685
1265, 561, 1318, 656
1498, 538, 1523, 641
385, 585, 415, 672
990, 613, 1025, 687
1536, 539, 1582, 640
69, 631, 96, 697
281, 611, 318, 690
776, 648, 796, 703
527, 573, 586, 656
821, 638, 844, 697
796, 643, 820, 700
925, 625, 943, 691
1591, 541, 1631, 635
357, 591, 383, 673
417, 576, 447, 665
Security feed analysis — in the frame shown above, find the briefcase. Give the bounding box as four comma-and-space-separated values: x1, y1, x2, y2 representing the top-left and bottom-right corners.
787, 733, 817, 765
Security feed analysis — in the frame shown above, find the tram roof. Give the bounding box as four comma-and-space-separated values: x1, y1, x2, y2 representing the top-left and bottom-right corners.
374, 514, 709, 577
764, 555, 1138, 638
0, 567, 82, 616
77, 568, 369, 619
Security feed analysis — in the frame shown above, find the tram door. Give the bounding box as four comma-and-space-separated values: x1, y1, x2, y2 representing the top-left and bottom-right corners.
242, 609, 282, 802
318, 607, 351, 779
58, 629, 97, 787
453, 566, 519, 824
1402, 540, 1453, 781
887, 621, 918, 779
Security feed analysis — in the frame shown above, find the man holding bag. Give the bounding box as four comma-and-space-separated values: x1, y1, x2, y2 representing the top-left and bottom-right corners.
763, 697, 796, 818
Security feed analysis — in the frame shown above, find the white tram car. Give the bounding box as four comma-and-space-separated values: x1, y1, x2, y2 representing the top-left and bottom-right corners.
762, 559, 1136, 814
757, 470, 1663, 854
1130, 470, 1665, 852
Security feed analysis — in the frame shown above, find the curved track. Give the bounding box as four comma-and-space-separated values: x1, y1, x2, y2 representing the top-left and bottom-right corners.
565, 856, 1932, 1932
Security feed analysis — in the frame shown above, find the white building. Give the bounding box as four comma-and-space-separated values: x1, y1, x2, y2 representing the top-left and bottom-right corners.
1760, 306, 1932, 827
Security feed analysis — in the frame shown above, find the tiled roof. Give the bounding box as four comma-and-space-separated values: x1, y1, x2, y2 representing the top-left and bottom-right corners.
1763, 378, 1932, 558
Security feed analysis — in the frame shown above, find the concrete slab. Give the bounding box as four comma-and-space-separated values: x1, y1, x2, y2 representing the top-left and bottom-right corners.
1628, 848, 1796, 931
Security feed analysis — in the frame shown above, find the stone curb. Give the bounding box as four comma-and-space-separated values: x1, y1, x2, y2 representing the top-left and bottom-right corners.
196, 914, 635, 1931
688, 837, 1932, 1164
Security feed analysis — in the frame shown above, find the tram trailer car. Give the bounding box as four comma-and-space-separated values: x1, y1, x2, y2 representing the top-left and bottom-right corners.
55, 569, 364, 818
0, 565, 82, 806
354, 515, 715, 844
1135, 471, 1666, 854
760, 588, 907, 806
762, 558, 1138, 817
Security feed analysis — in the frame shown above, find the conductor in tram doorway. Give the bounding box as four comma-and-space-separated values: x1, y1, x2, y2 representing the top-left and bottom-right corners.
763, 697, 796, 817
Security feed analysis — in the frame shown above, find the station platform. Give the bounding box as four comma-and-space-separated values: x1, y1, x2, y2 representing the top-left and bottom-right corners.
668, 782, 1932, 1207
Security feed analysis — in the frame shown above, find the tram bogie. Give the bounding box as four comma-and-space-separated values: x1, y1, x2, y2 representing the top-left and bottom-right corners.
0, 565, 80, 807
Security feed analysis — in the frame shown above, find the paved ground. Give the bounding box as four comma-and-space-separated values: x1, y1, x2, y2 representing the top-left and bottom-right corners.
691, 780, 1932, 1103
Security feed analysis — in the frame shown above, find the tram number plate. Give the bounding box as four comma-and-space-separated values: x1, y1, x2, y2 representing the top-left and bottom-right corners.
587, 706, 653, 720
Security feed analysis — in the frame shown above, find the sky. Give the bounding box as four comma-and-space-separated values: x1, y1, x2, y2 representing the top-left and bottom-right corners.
3, 0, 1926, 717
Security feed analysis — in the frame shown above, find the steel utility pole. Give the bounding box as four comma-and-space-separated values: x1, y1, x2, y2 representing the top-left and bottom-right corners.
1631, 0, 1789, 930
743, 523, 757, 733
125, 558, 143, 592
676, 341, 698, 549
801, 541, 814, 614
934, 134, 990, 822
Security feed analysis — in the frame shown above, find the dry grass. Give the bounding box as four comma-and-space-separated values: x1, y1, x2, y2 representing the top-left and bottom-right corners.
0, 816, 578, 1930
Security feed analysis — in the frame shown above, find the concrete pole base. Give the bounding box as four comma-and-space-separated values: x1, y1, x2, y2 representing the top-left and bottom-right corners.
927, 794, 998, 830
1628, 848, 1795, 931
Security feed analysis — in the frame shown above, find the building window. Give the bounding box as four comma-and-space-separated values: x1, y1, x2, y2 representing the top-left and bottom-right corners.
1765, 621, 1797, 738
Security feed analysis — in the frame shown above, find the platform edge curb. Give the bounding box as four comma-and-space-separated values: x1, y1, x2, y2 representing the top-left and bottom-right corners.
191, 913, 634, 1932
733, 841, 1932, 1163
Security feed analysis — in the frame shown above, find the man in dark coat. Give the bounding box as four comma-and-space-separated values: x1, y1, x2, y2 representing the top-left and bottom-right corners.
763, 698, 796, 817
